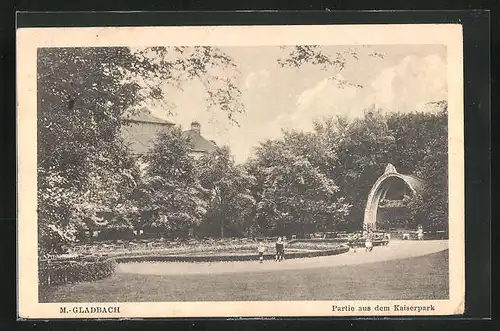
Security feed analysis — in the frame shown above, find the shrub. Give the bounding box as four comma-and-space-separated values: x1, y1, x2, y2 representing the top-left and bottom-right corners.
39, 257, 116, 288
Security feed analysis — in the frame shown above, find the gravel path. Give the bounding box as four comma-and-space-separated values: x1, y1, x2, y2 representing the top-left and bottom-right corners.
116, 240, 448, 276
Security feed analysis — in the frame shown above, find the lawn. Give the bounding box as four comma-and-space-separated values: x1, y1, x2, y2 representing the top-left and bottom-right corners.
40, 250, 448, 302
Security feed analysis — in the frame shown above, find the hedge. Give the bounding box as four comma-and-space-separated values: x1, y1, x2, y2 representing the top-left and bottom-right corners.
39, 258, 116, 288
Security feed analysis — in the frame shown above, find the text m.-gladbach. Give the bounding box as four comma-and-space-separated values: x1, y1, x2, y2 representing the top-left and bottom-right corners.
60, 306, 121, 314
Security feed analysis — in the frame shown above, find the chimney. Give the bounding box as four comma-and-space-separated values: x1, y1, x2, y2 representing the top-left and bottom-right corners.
191, 121, 201, 134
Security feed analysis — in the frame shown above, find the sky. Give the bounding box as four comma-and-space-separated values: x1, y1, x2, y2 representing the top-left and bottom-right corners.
146, 45, 447, 164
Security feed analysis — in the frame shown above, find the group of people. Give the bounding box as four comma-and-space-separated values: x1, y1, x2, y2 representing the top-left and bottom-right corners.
403, 226, 424, 240
257, 230, 379, 263
349, 229, 391, 252
257, 237, 285, 263
256, 225, 424, 262
348, 230, 376, 253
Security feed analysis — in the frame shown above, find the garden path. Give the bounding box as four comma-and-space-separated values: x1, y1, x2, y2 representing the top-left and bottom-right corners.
116, 240, 448, 276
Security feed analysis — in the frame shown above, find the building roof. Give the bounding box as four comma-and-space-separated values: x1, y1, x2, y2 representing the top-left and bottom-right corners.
182, 129, 217, 153
121, 112, 217, 156
121, 108, 175, 156
124, 108, 175, 126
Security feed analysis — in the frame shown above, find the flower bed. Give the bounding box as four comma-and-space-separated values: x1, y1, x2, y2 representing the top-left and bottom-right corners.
286, 242, 346, 251
287, 238, 349, 245
62, 237, 351, 264
162, 247, 317, 257
70, 243, 265, 258
67, 240, 344, 259
115, 244, 350, 263
67, 238, 287, 259
39, 258, 116, 288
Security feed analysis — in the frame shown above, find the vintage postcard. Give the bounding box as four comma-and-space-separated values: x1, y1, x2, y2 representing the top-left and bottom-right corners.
17, 23, 464, 319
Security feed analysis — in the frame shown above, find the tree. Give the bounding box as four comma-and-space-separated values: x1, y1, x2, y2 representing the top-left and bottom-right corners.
312, 109, 396, 229
197, 146, 256, 237
309, 103, 448, 231
248, 133, 350, 236
37, 46, 243, 252
138, 127, 209, 235
279, 45, 383, 74
387, 102, 448, 230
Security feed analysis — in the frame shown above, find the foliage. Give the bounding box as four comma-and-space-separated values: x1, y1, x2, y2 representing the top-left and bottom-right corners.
388, 105, 448, 230
279, 45, 384, 75
247, 131, 351, 236
37, 46, 243, 253
310, 103, 448, 231
137, 127, 209, 234
311, 109, 396, 229
197, 146, 256, 237
39, 258, 116, 288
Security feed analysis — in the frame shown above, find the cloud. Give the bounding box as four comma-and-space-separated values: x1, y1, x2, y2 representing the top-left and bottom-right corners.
367, 54, 447, 112
270, 54, 447, 135
244, 69, 270, 89
268, 74, 361, 133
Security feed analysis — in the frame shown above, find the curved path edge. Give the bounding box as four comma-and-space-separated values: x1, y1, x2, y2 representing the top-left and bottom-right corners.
114, 245, 349, 263
116, 240, 448, 276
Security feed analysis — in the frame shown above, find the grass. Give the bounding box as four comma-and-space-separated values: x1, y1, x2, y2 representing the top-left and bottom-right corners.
40, 250, 448, 302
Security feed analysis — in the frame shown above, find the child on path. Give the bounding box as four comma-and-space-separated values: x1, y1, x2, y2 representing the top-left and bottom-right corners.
417, 225, 424, 240
350, 232, 359, 253
365, 230, 374, 252
275, 237, 284, 262
257, 241, 266, 263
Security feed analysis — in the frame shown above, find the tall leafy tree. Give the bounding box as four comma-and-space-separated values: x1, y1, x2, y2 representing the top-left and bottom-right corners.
387, 102, 448, 230
137, 127, 209, 235
310, 103, 448, 231
37, 46, 243, 253
313, 109, 396, 229
248, 133, 350, 236
197, 146, 256, 237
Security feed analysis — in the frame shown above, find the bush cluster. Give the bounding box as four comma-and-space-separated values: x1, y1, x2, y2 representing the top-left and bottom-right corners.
39, 258, 116, 288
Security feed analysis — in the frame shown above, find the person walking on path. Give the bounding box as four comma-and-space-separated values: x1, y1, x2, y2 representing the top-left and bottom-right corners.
257, 241, 266, 263
417, 225, 424, 240
365, 230, 374, 252
350, 232, 360, 253
275, 237, 285, 262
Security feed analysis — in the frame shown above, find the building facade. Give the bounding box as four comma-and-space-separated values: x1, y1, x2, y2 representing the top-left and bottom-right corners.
88, 111, 219, 240
120, 108, 175, 156
121, 109, 217, 158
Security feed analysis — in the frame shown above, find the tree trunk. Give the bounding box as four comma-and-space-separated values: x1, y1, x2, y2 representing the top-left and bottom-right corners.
220, 217, 224, 238
218, 190, 224, 238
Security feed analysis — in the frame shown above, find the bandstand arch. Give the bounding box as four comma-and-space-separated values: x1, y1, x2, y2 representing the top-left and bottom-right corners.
363, 164, 424, 230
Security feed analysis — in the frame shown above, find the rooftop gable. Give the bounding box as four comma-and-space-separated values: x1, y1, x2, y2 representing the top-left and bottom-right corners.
124, 108, 174, 126
182, 129, 217, 153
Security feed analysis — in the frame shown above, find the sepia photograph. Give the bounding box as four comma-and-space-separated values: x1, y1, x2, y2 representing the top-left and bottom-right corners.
17, 24, 464, 318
